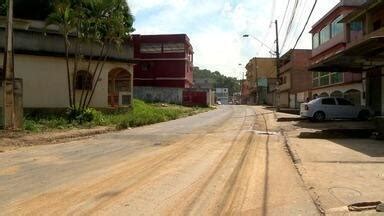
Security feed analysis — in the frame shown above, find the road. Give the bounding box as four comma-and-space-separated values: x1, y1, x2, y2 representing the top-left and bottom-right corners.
0, 106, 319, 215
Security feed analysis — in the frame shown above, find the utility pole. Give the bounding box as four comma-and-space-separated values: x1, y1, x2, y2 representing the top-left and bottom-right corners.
274, 20, 280, 112
2, 0, 15, 129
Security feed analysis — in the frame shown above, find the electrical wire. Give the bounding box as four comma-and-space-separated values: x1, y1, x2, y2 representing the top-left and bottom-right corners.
287, 0, 309, 50
280, 0, 299, 51
292, 0, 318, 49
279, 0, 292, 33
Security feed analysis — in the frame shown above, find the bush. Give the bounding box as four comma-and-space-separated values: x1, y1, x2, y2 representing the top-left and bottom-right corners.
66, 107, 103, 124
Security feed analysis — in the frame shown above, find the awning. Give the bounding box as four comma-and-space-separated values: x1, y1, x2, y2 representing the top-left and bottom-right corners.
309, 36, 384, 72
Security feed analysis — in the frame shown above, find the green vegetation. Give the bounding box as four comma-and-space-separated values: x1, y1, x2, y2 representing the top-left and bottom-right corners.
23, 100, 212, 132
46, 0, 135, 114
193, 67, 240, 96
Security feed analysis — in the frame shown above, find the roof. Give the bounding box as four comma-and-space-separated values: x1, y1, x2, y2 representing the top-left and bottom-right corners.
309, 36, 384, 72
341, 0, 384, 23
0, 27, 134, 63
310, 0, 366, 32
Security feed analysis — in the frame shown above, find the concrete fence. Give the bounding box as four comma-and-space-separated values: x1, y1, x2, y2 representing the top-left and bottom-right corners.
133, 86, 183, 104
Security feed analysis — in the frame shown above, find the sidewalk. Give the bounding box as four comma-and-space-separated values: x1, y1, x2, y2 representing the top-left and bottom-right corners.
275, 110, 384, 215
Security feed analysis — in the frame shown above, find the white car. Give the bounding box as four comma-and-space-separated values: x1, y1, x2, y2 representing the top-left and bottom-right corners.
300, 97, 371, 121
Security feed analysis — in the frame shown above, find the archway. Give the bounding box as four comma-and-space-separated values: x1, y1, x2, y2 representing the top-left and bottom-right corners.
108, 68, 132, 107
319, 92, 329, 98
330, 90, 343, 98
344, 89, 361, 105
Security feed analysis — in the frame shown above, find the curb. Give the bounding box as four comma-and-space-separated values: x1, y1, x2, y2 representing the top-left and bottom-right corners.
274, 112, 326, 215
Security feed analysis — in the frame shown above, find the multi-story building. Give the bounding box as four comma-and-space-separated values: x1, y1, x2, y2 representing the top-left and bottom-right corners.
309, 0, 366, 106
216, 88, 229, 104
279, 49, 312, 108
132, 34, 193, 88
245, 57, 277, 105
310, 0, 384, 115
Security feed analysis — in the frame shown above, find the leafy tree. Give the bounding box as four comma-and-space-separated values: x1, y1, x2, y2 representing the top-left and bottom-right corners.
46, 0, 134, 114
193, 67, 240, 96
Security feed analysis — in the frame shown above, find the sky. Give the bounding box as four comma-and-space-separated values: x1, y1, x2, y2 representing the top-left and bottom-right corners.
127, 0, 340, 79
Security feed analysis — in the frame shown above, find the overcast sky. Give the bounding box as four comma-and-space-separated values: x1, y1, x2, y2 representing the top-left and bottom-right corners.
128, 0, 340, 78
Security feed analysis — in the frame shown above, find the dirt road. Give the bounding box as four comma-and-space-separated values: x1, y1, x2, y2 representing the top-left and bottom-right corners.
0, 106, 318, 215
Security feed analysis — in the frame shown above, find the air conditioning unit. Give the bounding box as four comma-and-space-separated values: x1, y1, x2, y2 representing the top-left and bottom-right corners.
119, 91, 132, 107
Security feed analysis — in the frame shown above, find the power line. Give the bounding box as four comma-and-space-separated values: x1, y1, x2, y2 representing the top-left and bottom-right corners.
287, 0, 309, 49
280, 0, 299, 51
292, 0, 318, 49
279, 0, 292, 33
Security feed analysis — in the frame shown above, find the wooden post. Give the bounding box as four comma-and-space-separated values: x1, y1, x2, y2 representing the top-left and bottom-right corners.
2, 0, 16, 129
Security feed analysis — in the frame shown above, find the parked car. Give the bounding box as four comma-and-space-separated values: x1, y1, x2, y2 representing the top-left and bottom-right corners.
300, 97, 372, 121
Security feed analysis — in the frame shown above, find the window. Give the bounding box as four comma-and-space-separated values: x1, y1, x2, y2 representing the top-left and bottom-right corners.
322, 98, 336, 105
331, 16, 343, 37
373, 20, 381, 31
312, 33, 319, 48
312, 72, 320, 87
313, 72, 343, 87
320, 75, 330, 86
350, 21, 363, 31
337, 98, 353, 106
330, 72, 343, 84
163, 43, 185, 53
140, 43, 162, 53
141, 63, 150, 71
320, 25, 331, 44
75, 70, 92, 90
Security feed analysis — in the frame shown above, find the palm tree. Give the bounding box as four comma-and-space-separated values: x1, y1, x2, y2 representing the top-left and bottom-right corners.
46, 0, 134, 113
46, 0, 76, 108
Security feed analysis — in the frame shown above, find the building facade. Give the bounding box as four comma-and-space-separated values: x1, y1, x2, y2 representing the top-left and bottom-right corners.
132, 34, 194, 88
309, 0, 366, 106
216, 88, 229, 104
279, 49, 312, 108
310, 0, 384, 115
0, 19, 134, 110
245, 57, 277, 105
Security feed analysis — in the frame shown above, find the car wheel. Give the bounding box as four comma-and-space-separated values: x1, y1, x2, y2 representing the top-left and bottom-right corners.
358, 110, 370, 121
313, 111, 326, 122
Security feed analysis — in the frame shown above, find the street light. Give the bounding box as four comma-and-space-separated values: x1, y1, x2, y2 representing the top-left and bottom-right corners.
242, 34, 275, 54
242, 22, 281, 111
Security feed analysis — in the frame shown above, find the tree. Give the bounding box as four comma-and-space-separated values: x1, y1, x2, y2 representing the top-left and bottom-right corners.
193, 67, 240, 96
46, 0, 134, 115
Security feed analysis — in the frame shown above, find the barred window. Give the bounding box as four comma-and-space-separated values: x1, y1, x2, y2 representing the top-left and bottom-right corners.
140, 43, 162, 54
75, 70, 93, 90
163, 43, 185, 53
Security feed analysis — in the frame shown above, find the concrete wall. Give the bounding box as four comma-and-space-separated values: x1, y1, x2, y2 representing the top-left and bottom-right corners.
0, 54, 132, 108
133, 86, 183, 104
312, 82, 364, 105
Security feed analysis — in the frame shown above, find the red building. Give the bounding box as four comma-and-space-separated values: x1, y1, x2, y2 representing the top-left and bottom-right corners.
309, 0, 366, 106
132, 34, 194, 88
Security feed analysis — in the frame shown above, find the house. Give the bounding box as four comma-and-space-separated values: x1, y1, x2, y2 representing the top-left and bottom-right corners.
308, 0, 367, 106
132, 34, 194, 104
310, 0, 384, 115
0, 19, 134, 110
279, 49, 312, 109
245, 57, 277, 105
216, 88, 229, 104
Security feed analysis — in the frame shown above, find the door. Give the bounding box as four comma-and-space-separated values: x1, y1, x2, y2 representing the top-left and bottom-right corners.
320, 98, 337, 118
336, 98, 356, 118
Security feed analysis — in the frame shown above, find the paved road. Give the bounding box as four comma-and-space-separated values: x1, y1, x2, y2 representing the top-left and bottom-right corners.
0, 106, 319, 215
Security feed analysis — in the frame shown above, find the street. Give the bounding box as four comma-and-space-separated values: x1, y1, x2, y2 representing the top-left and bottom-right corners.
0, 106, 318, 215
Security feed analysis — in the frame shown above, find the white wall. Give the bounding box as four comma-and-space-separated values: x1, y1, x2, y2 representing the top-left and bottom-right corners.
312, 83, 365, 105
0, 54, 133, 108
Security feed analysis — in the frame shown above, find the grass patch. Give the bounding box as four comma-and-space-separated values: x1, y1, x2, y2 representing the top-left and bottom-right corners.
23, 99, 213, 132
